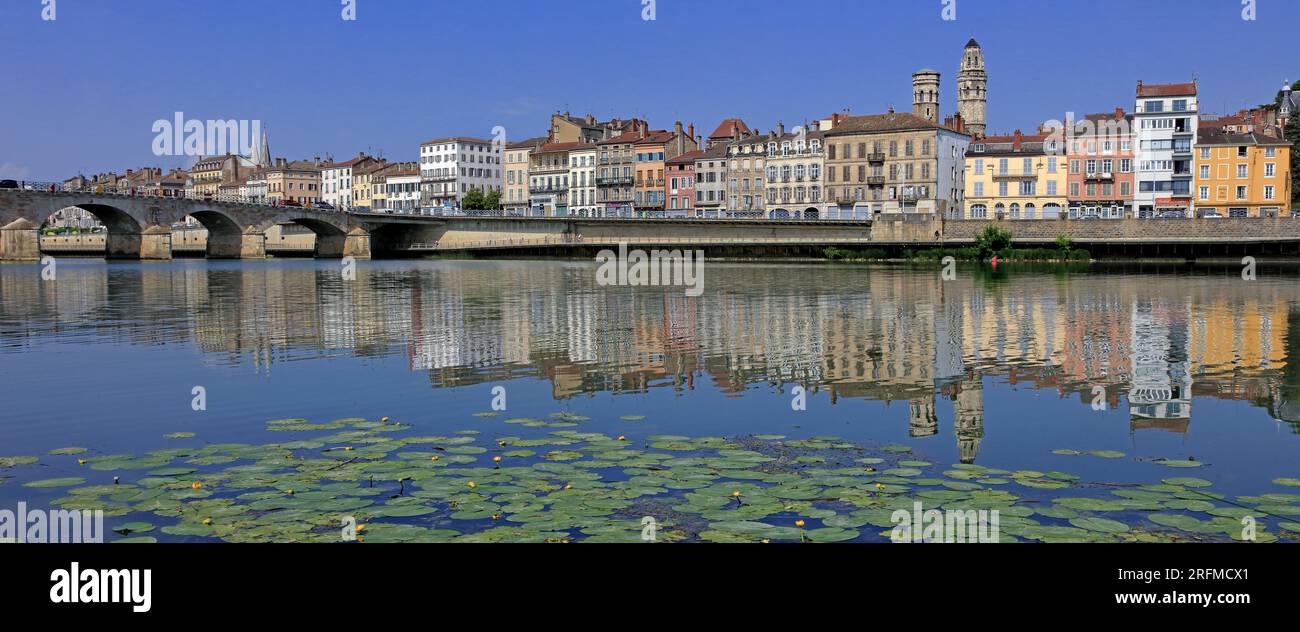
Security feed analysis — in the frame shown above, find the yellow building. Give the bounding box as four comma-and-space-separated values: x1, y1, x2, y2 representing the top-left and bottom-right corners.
963, 131, 1069, 219
351, 160, 391, 212
1194, 127, 1291, 218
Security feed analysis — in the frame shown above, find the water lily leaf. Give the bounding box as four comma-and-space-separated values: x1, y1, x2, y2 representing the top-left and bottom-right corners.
49, 447, 87, 456
1069, 517, 1129, 533
1155, 459, 1205, 468
114, 522, 155, 535
164, 432, 195, 439
1273, 478, 1300, 487
0, 456, 39, 468
24, 477, 86, 488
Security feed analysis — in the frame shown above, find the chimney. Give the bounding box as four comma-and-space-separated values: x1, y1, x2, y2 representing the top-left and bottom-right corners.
832, 112, 841, 127
777, 121, 785, 136
586, 114, 595, 125
954, 113, 965, 134
888, 105, 895, 114
1013, 129, 1023, 150
1114, 107, 1124, 120
688, 123, 695, 139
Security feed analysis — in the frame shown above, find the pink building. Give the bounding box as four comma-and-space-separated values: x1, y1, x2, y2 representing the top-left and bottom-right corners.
666, 150, 701, 217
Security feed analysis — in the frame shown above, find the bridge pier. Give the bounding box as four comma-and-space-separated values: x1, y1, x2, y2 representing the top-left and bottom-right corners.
106, 225, 172, 260
207, 228, 267, 259
0, 218, 41, 261
315, 227, 371, 260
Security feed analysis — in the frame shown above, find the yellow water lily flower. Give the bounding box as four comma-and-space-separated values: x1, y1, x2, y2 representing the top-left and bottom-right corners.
617, 435, 626, 441
356, 524, 366, 532
467, 481, 477, 488
77, 459, 87, 466
875, 483, 884, 490
761, 539, 771, 544
430, 455, 440, 461
732, 491, 742, 497
202, 518, 213, 526
191, 482, 203, 490
344, 446, 354, 452
795, 519, 806, 528
492, 456, 503, 463
380, 416, 390, 423
564, 484, 573, 490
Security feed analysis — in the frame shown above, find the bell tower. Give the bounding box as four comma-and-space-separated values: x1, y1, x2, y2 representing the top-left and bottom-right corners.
957, 38, 988, 138
912, 70, 941, 123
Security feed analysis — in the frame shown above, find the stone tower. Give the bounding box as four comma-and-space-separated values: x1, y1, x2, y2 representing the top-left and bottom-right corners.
957, 38, 988, 138
912, 69, 941, 123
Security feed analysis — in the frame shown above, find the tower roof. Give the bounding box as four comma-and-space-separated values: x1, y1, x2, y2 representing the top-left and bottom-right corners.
966, 38, 980, 48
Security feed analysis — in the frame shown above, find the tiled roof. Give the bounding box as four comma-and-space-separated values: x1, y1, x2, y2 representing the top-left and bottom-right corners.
708, 118, 750, 139
596, 131, 642, 146
823, 112, 955, 136
634, 131, 676, 146
507, 136, 548, 150
694, 144, 730, 160
1197, 127, 1291, 146
667, 150, 704, 165
1137, 82, 1197, 97
420, 136, 494, 146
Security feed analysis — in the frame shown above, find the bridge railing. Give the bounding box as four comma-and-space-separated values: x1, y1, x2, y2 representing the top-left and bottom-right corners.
410, 234, 878, 251
4, 181, 347, 212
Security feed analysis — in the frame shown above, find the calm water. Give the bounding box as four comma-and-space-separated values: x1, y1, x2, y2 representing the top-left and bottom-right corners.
2, 259, 1300, 541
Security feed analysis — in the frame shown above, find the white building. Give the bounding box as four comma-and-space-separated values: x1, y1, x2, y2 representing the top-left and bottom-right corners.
1133, 81, 1198, 218
243, 172, 267, 203
385, 169, 422, 214
568, 145, 599, 217
419, 137, 503, 209
321, 153, 380, 210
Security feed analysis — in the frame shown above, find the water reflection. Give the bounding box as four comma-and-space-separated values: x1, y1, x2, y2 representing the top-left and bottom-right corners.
3, 261, 1299, 460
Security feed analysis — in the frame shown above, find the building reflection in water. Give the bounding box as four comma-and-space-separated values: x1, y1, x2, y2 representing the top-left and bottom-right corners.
3, 263, 1300, 462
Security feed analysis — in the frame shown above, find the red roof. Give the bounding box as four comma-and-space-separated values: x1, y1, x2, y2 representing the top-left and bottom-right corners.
633, 131, 675, 146
1137, 81, 1197, 97
596, 131, 643, 146
708, 118, 750, 139
667, 150, 703, 165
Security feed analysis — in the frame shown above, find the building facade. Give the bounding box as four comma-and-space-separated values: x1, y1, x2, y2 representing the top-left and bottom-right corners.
503, 137, 545, 214
1065, 109, 1135, 219
1133, 81, 1198, 219
384, 167, 422, 213
1194, 127, 1292, 218
726, 131, 768, 218
568, 145, 599, 217
321, 153, 380, 209
693, 144, 730, 218
418, 137, 502, 209
666, 150, 700, 217
529, 141, 575, 216
265, 158, 322, 206
964, 130, 1068, 220
596, 122, 645, 218
763, 124, 827, 219
824, 112, 971, 218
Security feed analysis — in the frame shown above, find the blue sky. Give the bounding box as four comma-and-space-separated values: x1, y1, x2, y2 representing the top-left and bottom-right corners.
1, 0, 1296, 180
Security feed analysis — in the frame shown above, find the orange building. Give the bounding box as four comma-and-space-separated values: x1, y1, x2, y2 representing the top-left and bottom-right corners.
1194, 127, 1292, 217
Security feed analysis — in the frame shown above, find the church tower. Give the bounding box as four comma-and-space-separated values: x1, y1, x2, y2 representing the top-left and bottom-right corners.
912, 69, 941, 123
956, 38, 988, 138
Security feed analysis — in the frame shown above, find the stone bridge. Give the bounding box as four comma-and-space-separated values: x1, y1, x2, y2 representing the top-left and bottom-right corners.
0, 189, 371, 260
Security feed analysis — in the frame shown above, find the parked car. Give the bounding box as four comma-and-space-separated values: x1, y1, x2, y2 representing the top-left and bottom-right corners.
1201, 211, 1224, 219
313, 201, 335, 210
280, 199, 302, 208
0, 179, 18, 189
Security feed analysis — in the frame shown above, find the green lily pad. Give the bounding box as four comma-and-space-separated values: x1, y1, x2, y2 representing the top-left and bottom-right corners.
23, 477, 86, 488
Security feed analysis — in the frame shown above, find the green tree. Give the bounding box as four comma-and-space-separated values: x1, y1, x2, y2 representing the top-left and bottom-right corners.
1055, 234, 1073, 256
483, 189, 502, 210
461, 187, 486, 210
975, 224, 1012, 260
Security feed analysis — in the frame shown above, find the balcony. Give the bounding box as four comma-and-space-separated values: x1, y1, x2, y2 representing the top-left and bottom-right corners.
529, 184, 568, 194
422, 174, 457, 183
596, 176, 634, 186
867, 152, 886, 162
1084, 172, 1113, 181
992, 170, 1036, 180
866, 176, 886, 186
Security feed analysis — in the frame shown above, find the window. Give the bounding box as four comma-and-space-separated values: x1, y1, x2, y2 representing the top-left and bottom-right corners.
1200, 147, 1211, 159
1199, 186, 1209, 200
1236, 186, 1248, 199
1199, 165, 1210, 179
974, 182, 984, 196
1265, 163, 1276, 177
1266, 146, 1277, 157
1172, 99, 1188, 112
1265, 185, 1275, 200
